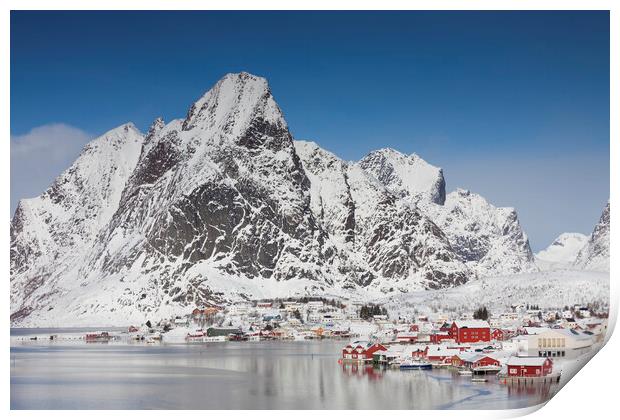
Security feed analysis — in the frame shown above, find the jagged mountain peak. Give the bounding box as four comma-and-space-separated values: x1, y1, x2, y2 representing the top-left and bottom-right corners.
447, 188, 520, 220
550, 232, 589, 248
454, 188, 471, 197
535, 232, 588, 271
574, 201, 610, 271
419, 187, 535, 276
294, 140, 342, 167
181, 72, 286, 139
358, 147, 446, 205
10, 73, 543, 326
147, 117, 165, 137
82, 122, 141, 148
10, 124, 145, 323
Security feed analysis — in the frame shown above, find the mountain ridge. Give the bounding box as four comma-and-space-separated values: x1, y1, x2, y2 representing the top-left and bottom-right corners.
9, 72, 564, 326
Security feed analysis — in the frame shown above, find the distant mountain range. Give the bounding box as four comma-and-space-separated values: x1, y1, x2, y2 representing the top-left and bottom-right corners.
534, 202, 610, 271
10, 72, 609, 326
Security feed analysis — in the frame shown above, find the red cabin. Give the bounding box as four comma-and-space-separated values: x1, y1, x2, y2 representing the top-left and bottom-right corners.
430, 331, 452, 344
450, 320, 491, 344
506, 357, 553, 377
452, 353, 500, 369
426, 346, 461, 363
439, 322, 452, 332
491, 329, 506, 341
411, 346, 428, 358
341, 341, 388, 362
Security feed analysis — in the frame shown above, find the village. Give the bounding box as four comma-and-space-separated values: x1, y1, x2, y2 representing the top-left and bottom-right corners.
169, 297, 608, 385
16, 296, 608, 388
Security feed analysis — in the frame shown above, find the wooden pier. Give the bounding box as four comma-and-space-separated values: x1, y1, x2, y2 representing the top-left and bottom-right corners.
498, 372, 561, 385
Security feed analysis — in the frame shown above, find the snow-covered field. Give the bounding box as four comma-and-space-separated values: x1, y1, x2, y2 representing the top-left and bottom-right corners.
383, 269, 609, 319
12, 268, 609, 328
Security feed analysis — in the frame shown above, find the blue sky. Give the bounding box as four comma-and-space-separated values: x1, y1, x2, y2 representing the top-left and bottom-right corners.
10, 11, 609, 251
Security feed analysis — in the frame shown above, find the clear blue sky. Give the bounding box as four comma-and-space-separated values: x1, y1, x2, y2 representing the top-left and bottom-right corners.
10, 11, 609, 251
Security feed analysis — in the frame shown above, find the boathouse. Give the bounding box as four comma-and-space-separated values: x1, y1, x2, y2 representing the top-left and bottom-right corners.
452, 353, 500, 370
341, 341, 388, 362
506, 356, 553, 377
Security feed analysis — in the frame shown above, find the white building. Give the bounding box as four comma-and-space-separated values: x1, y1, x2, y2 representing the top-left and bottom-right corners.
527, 328, 593, 358
502, 335, 529, 356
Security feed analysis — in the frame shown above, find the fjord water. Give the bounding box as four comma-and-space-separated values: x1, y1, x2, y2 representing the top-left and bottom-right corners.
11, 331, 557, 410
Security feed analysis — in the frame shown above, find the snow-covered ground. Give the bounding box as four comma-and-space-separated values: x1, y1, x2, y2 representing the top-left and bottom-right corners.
11, 267, 609, 328
383, 269, 609, 320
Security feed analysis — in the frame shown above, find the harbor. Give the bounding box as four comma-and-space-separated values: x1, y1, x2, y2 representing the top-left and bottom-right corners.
10, 296, 606, 410
10, 336, 563, 410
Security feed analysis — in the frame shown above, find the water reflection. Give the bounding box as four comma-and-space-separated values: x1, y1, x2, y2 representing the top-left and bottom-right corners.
340, 363, 384, 380
506, 381, 556, 400
11, 339, 558, 410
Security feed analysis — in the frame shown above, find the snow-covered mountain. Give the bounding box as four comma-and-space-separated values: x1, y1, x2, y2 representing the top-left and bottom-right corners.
574, 202, 610, 271
535, 232, 588, 271
294, 141, 471, 292
9, 72, 544, 326
10, 124, 144, 322
358, 148, 446, 205
420, 189, 535, 276
356, 148, 535, 276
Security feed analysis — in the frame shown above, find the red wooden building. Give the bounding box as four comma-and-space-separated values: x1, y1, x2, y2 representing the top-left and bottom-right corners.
491, 329, 506, 341
426, 346, 461, 363
439, 322, 452, 332
506, 357, 553, 377
341, 341, 388, 362
451, 353, 500, 369
411, 345, 428, 359
430, 331, 452, 344
450, 320, 491, 344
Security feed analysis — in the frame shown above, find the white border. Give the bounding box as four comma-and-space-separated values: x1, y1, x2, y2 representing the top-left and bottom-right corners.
2, 1, 617, 420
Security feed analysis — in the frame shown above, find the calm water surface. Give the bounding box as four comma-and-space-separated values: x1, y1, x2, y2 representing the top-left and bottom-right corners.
11, 329, 558, 409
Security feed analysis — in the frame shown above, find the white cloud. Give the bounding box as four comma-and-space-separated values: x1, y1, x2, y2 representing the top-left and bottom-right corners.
11, 123, 91, 214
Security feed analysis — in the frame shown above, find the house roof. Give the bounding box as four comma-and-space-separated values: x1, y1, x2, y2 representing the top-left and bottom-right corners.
456, 352, 488, 363
427, 346, 462, 357
531, 328, 593, 342
346, 340, 373, 349
507, 356, 549, 366
524, 327, 552, 335
553, 328, 593, 341
454, 320, 490, 329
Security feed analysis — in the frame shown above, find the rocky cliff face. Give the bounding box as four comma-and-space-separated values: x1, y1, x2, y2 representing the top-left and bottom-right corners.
419, 189, 536, 277
574, 202, 610, 271
294, 141, 471, 292
10, 72, 538, 326
358, 148, 446, 205
355, 149, 535, 276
